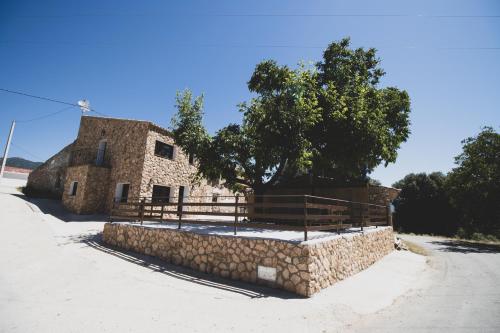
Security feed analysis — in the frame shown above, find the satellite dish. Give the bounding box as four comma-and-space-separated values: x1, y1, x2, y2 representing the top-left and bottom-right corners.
77, 99, 91, 114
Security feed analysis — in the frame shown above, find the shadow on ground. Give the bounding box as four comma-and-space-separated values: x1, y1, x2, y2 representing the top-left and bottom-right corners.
430, 240, 500, 254
71, 232, 300, 300
12, 193, 109, 222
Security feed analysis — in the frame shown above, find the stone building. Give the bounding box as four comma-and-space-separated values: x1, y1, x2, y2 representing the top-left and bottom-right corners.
25, 143, 74, 198
27, 116, 232, 214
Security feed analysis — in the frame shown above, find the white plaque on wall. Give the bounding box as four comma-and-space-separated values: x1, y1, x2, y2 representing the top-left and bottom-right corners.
257, 265, 277, 282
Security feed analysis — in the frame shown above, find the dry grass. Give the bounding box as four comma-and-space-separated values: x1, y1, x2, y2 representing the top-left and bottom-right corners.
403, 240, 429, 256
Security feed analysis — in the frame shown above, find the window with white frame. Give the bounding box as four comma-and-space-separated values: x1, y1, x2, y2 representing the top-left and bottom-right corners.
114, 183, 130, 203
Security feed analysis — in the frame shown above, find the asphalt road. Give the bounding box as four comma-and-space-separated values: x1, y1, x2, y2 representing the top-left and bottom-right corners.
349, 235, 500, 332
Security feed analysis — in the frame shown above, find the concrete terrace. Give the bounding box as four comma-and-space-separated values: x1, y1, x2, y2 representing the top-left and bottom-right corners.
113, 220, 390, 244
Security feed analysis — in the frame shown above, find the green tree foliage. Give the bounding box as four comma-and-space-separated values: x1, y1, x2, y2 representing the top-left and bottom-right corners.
392, 172, 458, 235
171, 38, 411, 192
392, 127, 499, 237
446, 127, 500, 236
311, 38, 411, 179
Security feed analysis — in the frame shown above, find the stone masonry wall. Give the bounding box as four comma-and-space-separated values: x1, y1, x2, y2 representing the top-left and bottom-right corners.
62, 165, 90, 214
306, 228, 395, 294
64, 116, 234, 215
140, 126, 235, 215
103, 223, 394, 297
71, 116, 151, 212
63, 165, 111, 214
26, 142, 73, 198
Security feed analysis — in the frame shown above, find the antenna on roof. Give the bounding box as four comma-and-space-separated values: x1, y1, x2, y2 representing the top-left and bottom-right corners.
77, 99, 91, 114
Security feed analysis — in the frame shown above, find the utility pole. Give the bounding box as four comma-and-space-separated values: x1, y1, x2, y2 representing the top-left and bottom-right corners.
0, 120, 16, 181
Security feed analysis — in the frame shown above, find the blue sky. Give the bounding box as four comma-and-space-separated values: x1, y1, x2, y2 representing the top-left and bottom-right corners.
1, 0, 499, 186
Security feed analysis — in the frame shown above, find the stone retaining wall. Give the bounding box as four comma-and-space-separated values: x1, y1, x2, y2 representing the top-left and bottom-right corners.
102, 223, 394, 297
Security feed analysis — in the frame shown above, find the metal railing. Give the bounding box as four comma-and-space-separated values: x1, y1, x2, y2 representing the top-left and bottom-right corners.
110, 194, 392, 241
69, 148, 112, 168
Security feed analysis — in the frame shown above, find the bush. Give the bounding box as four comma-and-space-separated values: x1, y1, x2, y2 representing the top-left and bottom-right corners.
471, 232, 487, 242
392, 172, 458, 236
455, 227, 469, 239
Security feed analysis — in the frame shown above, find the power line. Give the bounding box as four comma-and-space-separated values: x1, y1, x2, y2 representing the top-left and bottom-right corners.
212, 14, 500, 18
0, 88, 81, 108
16, 105, 77, 123
10, 142, 44, 161
2, 13, 499, 18
1, 41, 499, 51
0, 88, 108, 117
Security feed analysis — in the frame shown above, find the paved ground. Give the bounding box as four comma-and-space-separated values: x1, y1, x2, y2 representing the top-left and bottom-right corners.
0, 172, 28, 181
348, 235, 500, 332
0, 180, 498, 332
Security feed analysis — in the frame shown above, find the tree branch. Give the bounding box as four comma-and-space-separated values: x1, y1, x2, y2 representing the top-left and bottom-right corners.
264, 158, 288, 187
235, 177, 252, 186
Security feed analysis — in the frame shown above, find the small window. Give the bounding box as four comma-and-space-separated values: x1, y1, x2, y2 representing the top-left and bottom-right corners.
154, 141, 174, 159
212, 193, 219, 203
152, 185, 170, 203
188, 153, 194, 165
69, 181, 78, 196
96, 139, 107, 166
120, 184, 129, 203
114, 183, 130, 203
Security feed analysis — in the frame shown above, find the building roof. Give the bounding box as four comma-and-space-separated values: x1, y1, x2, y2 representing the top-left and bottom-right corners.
82, 115, 172, 137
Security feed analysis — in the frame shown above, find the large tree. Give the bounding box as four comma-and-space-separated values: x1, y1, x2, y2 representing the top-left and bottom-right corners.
171, 62, 319, 193
311, 38, 411, 179
171, 38, 411, 193
446, 127, 500, 236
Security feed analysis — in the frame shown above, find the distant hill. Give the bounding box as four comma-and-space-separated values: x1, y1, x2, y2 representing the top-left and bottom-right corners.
0, 157, 42, 170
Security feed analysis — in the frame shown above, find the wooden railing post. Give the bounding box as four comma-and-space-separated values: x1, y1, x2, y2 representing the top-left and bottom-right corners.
386, 204, 392, 227
109, 200, 114, 223
160, 203, 164, 223
234, 195, 239, 235
178, 199, 183, 229
360, 203, 364, 232
139, 198, 145, 225
303, 195, 308, 241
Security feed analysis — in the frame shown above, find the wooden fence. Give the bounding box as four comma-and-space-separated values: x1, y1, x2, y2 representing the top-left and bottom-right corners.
110, 195, 392, 241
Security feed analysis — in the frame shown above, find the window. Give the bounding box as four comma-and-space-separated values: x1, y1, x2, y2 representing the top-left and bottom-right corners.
69, 181, 78, 196
152, 185, 170, 203
154, 141, 174, 159
114, 183, 130, 203
212, 193, 219, 203
188, 153, 194, 165
178, 186, 185, 201
96, 139, 107, 166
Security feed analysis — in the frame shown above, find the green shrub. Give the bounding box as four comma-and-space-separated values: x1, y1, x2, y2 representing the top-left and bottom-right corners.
456, 227, 469, 239
471, 232, 486, 241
